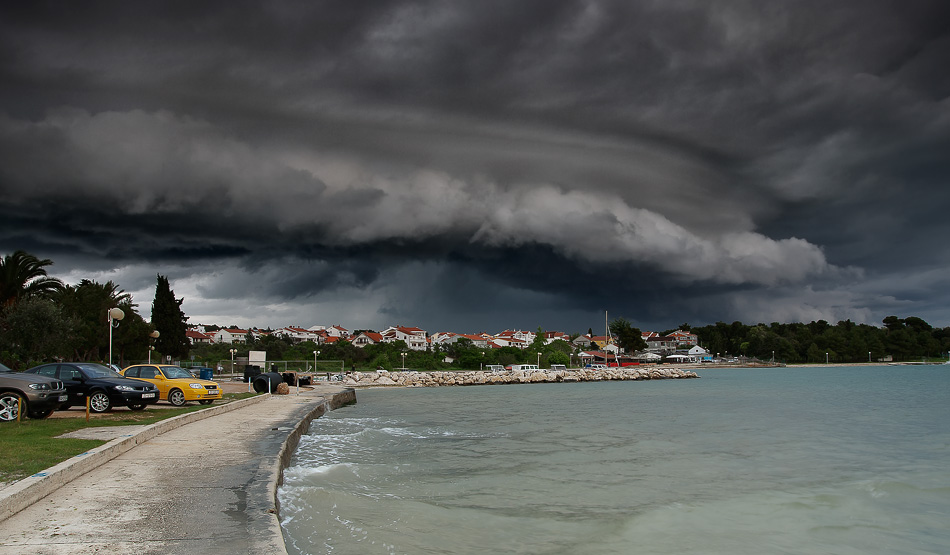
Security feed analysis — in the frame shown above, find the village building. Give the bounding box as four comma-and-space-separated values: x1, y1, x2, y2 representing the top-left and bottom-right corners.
351, 331, 384, 348
211, 328, 251, 344
645, 334, 677, 353
572, 335, 593, 348
274, 326, 323, 344
381, 325, 428, 351
324, 325, 349, 339
494, 329, 536, 344
185, 329, 213, 344
670, 330, 699, 346
543, 331, 571, 344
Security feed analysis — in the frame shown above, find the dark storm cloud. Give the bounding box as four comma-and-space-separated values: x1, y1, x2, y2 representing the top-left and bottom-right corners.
1, 1, 949, 330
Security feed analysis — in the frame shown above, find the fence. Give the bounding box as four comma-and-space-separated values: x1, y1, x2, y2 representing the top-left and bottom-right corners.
208, 359, 346, 381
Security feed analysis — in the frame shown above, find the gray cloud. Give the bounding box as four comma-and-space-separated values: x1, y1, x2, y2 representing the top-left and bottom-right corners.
2, 1, 949, 331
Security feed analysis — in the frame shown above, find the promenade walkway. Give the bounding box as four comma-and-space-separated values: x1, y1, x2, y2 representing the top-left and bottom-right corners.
0, 386, 355, 554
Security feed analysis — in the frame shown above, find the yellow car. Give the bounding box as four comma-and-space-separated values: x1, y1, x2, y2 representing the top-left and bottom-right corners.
122, 364, 222, 406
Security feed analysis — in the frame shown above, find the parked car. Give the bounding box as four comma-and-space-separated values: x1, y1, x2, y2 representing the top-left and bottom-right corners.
24, 362, 160, 413
121, 364, 222, 406
0, 362, 68, 421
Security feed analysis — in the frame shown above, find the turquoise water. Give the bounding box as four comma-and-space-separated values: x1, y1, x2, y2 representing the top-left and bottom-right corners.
279, 366, 950, 554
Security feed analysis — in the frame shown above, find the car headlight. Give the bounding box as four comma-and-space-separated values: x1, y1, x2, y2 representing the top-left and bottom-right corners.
28, 383, 51, 390
113, 385, 135, 391
189, 383, 203, 389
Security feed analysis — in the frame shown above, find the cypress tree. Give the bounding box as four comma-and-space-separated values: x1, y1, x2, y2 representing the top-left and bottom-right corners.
151, 274, 190, 360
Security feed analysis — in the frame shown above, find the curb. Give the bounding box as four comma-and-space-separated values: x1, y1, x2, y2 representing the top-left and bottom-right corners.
0, 393, 270, 524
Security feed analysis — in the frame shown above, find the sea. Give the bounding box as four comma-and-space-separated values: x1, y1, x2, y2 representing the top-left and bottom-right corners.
278, 366, 950, 554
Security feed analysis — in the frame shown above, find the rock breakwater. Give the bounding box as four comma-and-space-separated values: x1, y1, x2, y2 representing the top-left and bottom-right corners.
342, 367, 698, 387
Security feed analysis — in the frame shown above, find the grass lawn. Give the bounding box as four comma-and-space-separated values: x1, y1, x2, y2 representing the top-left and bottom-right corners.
0, 393, 257, 485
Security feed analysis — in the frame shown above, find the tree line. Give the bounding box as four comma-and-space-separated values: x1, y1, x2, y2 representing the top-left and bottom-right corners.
687, 317, 950, 363
0, 250, 190, 369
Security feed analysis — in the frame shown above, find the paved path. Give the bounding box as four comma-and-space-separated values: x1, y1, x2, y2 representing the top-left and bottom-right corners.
0, 387, 355, 554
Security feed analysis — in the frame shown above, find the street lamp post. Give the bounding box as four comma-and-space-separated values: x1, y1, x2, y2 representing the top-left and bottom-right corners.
868, 351, 872, 363
401, 352, 407, 370
230, 348, 237, 375
537, 352, 541, 368
826, 352, 829, 364
148, 330, 160, 363
313, 350, 318, 372
107, 307, 125, 368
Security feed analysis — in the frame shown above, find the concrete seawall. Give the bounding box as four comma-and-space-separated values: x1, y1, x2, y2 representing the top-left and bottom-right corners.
274, 389, 357, 517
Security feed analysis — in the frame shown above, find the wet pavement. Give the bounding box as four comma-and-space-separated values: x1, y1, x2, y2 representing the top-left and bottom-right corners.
0, 386, 355, 554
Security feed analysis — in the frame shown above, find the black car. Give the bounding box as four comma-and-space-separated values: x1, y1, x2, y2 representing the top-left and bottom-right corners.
0, 362, 69, 421
25, 362, 160, 413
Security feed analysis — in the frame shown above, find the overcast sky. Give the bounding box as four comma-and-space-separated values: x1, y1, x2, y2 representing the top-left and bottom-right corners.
2, 1, 948, 334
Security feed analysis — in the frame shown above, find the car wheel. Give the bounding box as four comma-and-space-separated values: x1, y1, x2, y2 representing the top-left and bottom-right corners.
128, 403, 147, 411
168, 389, 186, 406
0, 392, 23, 422
198, 400, 214, 405
89, 391, 112, 413
28, 407, 55, 419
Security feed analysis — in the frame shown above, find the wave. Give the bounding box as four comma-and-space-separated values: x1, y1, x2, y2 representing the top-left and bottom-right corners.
283, 462, 361, 482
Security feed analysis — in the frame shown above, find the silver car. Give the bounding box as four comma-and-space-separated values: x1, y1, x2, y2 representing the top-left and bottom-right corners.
0, 362, 68, 421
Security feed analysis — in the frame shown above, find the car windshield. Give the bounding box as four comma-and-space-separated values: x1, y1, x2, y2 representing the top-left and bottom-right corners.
77, 363, 124, 379
161, 366, 195, 379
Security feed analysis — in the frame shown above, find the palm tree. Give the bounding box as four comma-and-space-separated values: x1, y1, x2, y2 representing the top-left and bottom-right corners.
0, 250, 65, 309
56, 279, 138, 362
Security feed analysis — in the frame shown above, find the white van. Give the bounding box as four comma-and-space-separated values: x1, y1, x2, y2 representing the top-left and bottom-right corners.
485, 365, 506, 373
509, 364, 540, 372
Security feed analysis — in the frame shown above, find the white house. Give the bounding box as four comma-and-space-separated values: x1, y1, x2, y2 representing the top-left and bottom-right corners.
495, 329, 536, 344
275, 326, 322, 344
438, 333, 489, 348
688, 345, 709, 362
492, 337, 527, 349
429, 332, 457, 346
325, 325, 349, 339
186, 329, 213, 344
543, 331, 571, 344
352, 331, 384, 348
211, 328, 250, 344
381, 325, 428, 351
